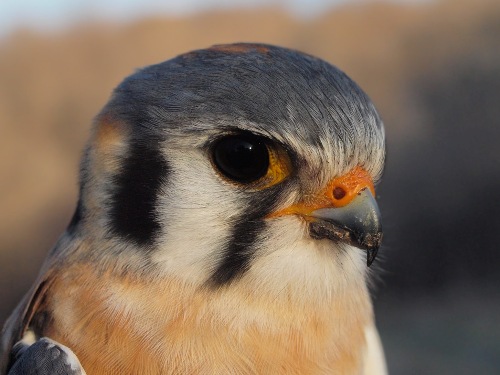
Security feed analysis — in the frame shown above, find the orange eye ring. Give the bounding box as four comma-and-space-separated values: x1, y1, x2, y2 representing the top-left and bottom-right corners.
256, 144, 292, 189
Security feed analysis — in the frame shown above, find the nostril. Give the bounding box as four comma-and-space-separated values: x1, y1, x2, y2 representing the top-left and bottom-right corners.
332, 186, 346, 200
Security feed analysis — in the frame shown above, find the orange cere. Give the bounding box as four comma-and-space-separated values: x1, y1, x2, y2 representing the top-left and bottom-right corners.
268, 166, 375, 218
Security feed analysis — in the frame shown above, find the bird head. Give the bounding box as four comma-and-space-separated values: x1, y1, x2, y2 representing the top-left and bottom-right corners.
67, 43, 385, 302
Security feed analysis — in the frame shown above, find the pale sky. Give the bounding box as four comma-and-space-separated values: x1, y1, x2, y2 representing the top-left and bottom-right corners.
0, 0, 428, 37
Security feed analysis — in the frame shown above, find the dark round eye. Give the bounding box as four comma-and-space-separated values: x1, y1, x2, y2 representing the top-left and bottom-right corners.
212, 135, 269, 183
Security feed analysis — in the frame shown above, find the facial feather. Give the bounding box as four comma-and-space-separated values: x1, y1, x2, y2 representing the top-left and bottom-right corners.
1, 43, 387, 375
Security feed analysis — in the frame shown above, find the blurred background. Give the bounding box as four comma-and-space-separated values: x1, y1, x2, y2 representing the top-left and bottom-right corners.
1, 0, 499, 373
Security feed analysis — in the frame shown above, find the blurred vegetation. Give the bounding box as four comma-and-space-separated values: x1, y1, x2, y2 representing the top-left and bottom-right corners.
1, 0, 499, 373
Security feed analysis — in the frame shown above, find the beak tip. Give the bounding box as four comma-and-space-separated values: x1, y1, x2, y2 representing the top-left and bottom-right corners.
366, 247, 379, 267
361, 233, 382, 267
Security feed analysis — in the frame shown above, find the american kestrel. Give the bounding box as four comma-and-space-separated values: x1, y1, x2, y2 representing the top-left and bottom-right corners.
1, 43, 387, 375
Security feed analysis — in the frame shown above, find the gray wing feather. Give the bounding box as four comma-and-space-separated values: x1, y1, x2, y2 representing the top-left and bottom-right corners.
8, 338, 85, 375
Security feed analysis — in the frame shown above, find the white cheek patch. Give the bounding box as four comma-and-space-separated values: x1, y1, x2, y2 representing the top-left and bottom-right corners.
152, 148, 241, 284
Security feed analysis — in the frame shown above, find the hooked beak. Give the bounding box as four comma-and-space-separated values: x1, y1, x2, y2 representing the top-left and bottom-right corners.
267, 166, 383, 266
308, 188, 382, 266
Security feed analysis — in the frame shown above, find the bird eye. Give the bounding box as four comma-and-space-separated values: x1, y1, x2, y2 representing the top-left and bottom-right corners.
211, 134, 293, 188
213, 135, 269, 183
